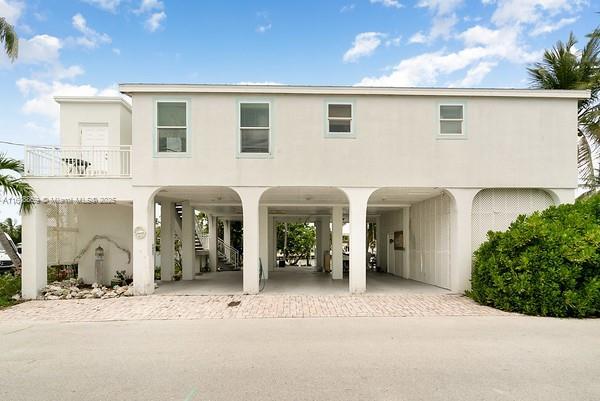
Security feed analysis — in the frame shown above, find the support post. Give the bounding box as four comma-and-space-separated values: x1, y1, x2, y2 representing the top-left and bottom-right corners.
446, 188, 479, 293
402, 207, 410, 279
268, 216, 275, 272
315, 220, 322, 272
232, 187, 268, 294
208, 214, 218, 272
132, 188, 157, 295
319, 216, 330, 272
181, 201, 194, 281
21, 203, 48, 299
160, 201, 174, 281
259, 205, 269, 279
331, 206, 343, 280
223, 219, 231, 249
342, 187, 376, 294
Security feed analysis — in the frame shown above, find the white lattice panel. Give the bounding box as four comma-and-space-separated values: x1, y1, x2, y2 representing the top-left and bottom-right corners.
409, 193, 451, 289
471, 189, 554, 251
47, 204, 79, 265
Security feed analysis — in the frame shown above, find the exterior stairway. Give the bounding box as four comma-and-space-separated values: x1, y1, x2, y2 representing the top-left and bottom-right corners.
174, 203, 205, 255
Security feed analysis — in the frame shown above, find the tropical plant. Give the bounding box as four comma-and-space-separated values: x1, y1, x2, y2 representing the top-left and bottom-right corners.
0, 273, 20, 307
0, 154, 35, 269
277, 223, 316, 266
0, 218, 21, 245
0, 16, 18, 61
469, 193, 600, 318
528, 29, 600, 189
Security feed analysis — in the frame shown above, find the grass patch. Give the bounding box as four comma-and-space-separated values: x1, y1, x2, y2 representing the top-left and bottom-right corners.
0, 273, 21, 308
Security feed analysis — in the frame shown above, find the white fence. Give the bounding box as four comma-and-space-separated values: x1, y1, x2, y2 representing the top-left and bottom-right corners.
24, 145, 132, 177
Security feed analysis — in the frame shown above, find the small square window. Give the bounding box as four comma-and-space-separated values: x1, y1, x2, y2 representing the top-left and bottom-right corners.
327, 103, 353, 135
156, 101, 188, 153
239, 102, 270, 154
439, 104, 464, 136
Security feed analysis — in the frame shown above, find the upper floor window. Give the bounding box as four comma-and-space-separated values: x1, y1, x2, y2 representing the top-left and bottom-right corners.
439, 104, 464, 136
239, 102, 270, 155
157, 100, 188, 153
327, 103, 353, 135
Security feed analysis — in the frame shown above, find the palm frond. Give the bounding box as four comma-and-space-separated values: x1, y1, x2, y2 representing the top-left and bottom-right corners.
0, 17, 18, 61
0, 153, 34, 213
0, 153, 24, 173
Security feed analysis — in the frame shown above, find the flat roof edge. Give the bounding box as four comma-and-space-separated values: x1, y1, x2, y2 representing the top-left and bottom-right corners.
118, 83, 590, 99
54, 96, 132, 112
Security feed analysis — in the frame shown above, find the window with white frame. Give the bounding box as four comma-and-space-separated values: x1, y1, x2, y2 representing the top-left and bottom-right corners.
239, 102, 270, 154
327, 103, 352, 135
157, 101, 188, 153
439, 104, 464, 136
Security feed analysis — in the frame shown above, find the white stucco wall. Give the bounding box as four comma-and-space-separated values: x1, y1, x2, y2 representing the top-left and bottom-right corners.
129, 93, 578, 189
377, 210, 405, 276
75, 203, 133, 285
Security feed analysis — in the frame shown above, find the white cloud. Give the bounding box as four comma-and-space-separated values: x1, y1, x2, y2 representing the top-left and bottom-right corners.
452, 61, 497, 86
385, 36, 402, 47
256, 23, 272, 33
343, 32, 385, 63
18, 34, 62, 64
490, 0, 586, 27
83, 0, 122, 12
145, 11, 166, 32
135, 0, 163, 14
0, 0, 23, 25
370, 0, 403, 8
531, 16, 578, 36
112, 48, 121, 55
409, 0, 463, 43
340, 4, 355, 12
71, 13, 111, 48
408, 32, 427, 44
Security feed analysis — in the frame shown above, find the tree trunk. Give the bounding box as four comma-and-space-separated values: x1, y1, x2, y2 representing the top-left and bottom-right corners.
0, 227, 21, 271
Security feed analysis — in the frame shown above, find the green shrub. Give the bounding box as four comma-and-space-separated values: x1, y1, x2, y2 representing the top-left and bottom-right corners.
0, 273, 21, 307
469, 193, 600, 318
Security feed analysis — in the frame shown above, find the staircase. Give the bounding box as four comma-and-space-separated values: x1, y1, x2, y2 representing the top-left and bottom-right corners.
174, 203, 242, 271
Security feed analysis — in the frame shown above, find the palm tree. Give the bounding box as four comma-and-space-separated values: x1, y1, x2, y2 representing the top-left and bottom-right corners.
0, 17, 18, 61
528, 30, 600, 189
0, 154, 35, 270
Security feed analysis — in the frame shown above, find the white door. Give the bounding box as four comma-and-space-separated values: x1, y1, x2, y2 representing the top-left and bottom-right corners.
387, 233, 395, 275
81, 125, 109, 175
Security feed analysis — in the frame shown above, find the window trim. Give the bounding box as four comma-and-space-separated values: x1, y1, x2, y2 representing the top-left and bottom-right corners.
437, 102, 467, 140
325, 100, 355, 138
154, 98, 191, 157
237, 99, 272, 158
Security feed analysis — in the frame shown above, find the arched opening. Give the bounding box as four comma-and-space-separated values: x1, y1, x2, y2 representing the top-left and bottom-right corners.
367, 187, 452, 292
152, 186, 244, 295
258, 186, 349, 294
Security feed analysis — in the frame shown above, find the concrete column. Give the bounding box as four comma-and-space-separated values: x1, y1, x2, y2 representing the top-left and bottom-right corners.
259, 205, 269, 279
21, 203, 48, 299
342, 187, 376, 294
268, 216, 275, 272
160, 201, 174, 281
232, 187, 268, 294
132, 188, 157, 295
315, 220, 322, 272
272, 218, 278, 270
375, 215, 382, 269
208, 214, 218, 272
548, 188, 575, 205
181, 201, 195, 281
446, 188, 479, 293
331, 206, 343, 280
319, 216, 330, 271
402, 207, 410, 279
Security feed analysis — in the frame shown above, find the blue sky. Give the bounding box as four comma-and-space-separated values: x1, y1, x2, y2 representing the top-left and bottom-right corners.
0, 0, 598, 221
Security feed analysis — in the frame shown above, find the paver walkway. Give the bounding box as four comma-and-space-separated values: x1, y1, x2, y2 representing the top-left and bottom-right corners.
0, 294, 509, 322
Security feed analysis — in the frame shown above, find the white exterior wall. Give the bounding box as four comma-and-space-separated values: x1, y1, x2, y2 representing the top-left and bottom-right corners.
75, 204, 133, 285
409, 194, 451, 289
130, 93, 577, 189
377, 210, 405, 276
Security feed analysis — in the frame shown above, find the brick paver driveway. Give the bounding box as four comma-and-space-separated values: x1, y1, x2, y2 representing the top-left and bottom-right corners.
0, 294, 508, 322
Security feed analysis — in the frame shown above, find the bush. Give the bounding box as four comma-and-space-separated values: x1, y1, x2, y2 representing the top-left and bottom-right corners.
0, 273, 21, 307
469, 193, 600, 318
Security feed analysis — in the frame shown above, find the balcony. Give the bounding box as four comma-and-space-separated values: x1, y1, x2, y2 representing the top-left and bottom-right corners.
24, 145, 132, 178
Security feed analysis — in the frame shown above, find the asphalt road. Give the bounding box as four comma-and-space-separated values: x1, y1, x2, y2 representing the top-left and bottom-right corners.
0, 316, 599, 401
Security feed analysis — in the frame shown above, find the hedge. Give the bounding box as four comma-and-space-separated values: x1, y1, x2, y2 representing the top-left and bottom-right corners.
469, 193, 600, 317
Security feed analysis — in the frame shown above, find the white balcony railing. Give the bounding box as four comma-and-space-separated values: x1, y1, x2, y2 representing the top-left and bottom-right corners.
24, 145, 132, 177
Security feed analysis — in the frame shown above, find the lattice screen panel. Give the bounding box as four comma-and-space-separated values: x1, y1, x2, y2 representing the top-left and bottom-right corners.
47, 204, 79, 266
471, 189, 554, 252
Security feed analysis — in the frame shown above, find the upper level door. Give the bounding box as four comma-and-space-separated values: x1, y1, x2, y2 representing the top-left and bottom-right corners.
80, 124, 109, 175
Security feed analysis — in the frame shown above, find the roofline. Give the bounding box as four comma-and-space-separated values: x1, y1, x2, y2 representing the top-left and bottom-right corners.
54, 96, 132, 112
118, 83, 590, 99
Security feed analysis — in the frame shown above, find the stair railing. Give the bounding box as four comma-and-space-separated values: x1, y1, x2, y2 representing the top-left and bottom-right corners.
217, 237, 240, 270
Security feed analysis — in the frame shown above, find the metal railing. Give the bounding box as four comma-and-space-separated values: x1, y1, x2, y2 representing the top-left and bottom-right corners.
217, 237, 241, 269
24, 145, 132, 177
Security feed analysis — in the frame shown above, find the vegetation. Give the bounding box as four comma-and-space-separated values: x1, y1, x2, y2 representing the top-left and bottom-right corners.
0, 273, 20, 307
528, 29, 600, 189
469, 194, 600, 318
0, 218, 21, 245
277, 223, 316, 266
0, 16, 18, 61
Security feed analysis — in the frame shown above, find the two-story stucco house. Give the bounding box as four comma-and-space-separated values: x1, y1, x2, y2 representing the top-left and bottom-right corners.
19, 84, 588, 299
